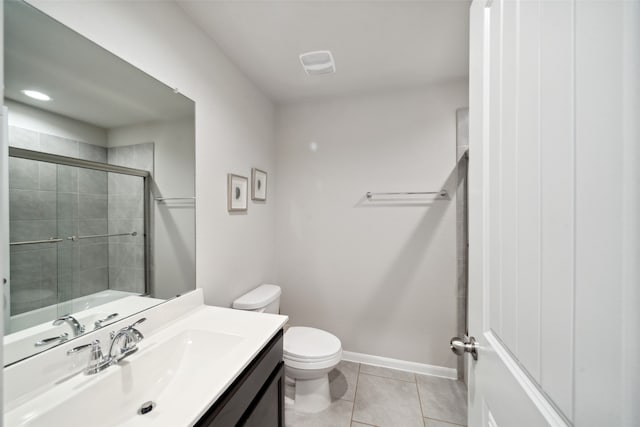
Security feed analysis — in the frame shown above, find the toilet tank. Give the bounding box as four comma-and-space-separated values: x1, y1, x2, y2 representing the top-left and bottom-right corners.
232, 284, 281, 313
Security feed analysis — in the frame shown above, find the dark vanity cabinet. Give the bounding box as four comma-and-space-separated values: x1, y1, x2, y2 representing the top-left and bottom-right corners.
195, 330, 284, 427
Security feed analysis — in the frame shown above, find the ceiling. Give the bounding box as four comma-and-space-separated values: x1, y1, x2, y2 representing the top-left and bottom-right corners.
178, 0, 470, 104
5, 1, 194, 129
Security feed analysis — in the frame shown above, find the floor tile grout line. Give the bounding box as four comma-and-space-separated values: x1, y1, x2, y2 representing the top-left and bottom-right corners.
350, 362, 362, 425
415, 376, 427, 422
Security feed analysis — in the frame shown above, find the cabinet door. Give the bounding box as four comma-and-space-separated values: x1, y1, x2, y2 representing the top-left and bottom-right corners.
195, 331, 284, 427
242, 362, 284, 427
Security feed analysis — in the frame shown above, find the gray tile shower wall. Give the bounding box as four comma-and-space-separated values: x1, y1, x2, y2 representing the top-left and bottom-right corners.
107, 143, 153, 294
8, 125, 109, 314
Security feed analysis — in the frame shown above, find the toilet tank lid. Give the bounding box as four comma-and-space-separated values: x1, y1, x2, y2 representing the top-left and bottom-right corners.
232, 284, 281, 310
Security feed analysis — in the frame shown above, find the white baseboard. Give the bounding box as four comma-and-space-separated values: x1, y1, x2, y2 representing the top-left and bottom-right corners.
342, 350, 458, 380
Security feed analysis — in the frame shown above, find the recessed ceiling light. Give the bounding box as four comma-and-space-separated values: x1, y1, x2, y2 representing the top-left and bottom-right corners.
21, 89, 52, 101
299, 50, 336, 75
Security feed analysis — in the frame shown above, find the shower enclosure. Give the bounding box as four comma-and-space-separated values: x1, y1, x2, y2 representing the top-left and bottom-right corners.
7, 146, 150, 333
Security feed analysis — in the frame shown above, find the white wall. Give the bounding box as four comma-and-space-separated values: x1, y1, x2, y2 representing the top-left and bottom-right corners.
108, 118, 196, 299
5, 99, 107, 146
28, 0, 277, 307
275, 80, 467, 368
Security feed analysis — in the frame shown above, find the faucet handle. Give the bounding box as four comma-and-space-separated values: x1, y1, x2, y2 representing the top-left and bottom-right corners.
94, 313, 119, 329
67, 340, 101, 355
35, 333, 69, 347
110, 317, 146, 340
67, 340, 112, 375
130, 317, 146, 328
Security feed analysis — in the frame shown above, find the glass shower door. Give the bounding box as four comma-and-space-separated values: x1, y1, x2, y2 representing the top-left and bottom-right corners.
8, 156, 60, 332
56, 163, 110, 315
105, 170, 145, 296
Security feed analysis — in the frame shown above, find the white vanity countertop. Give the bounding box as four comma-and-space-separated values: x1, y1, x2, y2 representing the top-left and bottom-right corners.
4, 290, 288, 427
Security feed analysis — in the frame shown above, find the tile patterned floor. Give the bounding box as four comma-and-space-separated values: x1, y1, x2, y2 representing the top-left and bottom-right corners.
284, 361, 467, 427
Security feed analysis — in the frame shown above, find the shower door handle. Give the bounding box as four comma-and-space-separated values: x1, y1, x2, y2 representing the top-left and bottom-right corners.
450, 335, 478, 360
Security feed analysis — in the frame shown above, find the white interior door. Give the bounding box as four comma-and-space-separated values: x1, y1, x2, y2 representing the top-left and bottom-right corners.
465, 1, 640, 426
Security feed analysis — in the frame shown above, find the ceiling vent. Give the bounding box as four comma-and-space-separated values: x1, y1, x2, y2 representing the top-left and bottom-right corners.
299, 50, 336, 75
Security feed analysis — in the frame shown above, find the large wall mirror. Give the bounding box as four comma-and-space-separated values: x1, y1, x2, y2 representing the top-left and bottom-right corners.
3, 1, 196, 365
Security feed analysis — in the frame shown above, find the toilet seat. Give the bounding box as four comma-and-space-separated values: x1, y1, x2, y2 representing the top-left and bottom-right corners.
284, 327, 342, 369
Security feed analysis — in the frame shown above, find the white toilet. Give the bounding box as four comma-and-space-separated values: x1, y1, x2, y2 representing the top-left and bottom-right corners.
232, 284, 342, 413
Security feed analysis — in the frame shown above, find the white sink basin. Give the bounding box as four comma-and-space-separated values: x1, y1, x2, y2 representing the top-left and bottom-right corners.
6, 329, 245, 427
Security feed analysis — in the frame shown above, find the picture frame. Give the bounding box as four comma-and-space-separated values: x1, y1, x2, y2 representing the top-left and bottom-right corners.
227, 173, 248, 212
251, 168, 268, 201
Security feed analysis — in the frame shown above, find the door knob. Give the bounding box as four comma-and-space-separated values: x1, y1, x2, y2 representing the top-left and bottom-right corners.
450, 335, 478, 360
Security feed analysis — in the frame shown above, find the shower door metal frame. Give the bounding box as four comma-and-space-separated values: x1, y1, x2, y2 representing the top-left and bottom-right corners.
8, 147, 152, 296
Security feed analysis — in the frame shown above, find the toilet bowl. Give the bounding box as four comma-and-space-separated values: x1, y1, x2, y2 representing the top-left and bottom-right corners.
283, 326, 342, 413
232, 284, 342, 413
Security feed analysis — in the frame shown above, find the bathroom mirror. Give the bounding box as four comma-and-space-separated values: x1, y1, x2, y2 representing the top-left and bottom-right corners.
2, 1, 196, 365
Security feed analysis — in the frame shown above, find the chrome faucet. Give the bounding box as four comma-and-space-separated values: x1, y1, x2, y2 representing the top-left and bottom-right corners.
53, 314, 85, 336
66, 317, 146, 375
108, 318, 146, 362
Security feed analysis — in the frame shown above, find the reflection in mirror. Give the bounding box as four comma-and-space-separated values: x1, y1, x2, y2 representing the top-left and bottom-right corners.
3, 1, 196, 365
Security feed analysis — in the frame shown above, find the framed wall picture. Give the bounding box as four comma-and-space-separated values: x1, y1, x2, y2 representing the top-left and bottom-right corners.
227, 173, 248, 212
251, 168, 267, 201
